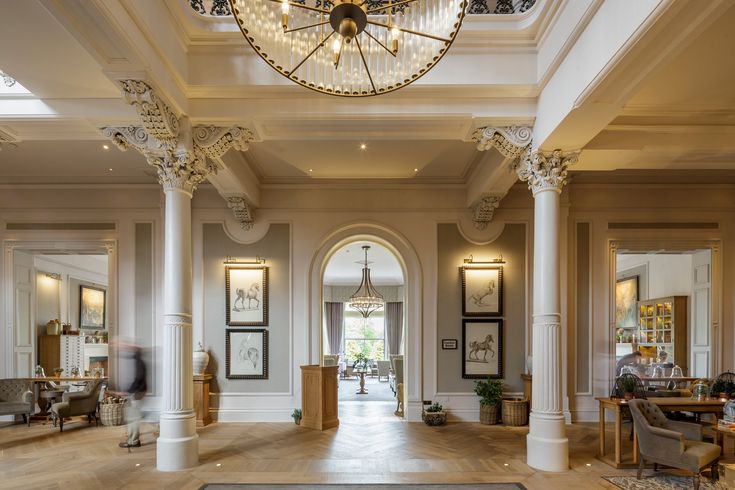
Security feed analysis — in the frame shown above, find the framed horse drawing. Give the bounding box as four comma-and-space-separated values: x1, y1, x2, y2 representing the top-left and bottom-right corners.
462, 319, 503, 379
461, 266, 503, 316
226, 265, 268, 326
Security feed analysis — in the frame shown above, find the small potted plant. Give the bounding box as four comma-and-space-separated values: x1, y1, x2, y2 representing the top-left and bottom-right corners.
291, 408, 302, 425
53, 367, 64, 378
711, 378, 735, 400
474, 378, 503, 425
620, 377, 637, 400
423, 402, 447, 426
354, 352, 369, 371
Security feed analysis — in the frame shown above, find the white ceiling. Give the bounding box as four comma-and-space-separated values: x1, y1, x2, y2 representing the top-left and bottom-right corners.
36, 254, 109, 277
323, 241, 403, 286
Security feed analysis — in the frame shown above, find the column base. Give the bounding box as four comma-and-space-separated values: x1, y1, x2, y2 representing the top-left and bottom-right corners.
157, 410, 199, 471
526, 411, 569, 472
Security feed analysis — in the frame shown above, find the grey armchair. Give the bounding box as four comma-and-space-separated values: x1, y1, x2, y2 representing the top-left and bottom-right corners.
0, 379, 34, 426
377, 360, 391, 381
50, 379, 103, 432
628, 399, 720, 489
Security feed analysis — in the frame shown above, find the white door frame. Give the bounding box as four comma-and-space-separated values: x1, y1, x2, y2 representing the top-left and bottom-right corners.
3, 239, 117, 378
607, 238, 722, 384
308, 222, 424, 421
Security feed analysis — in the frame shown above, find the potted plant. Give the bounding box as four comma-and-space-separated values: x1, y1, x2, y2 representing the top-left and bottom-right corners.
53, 367, 64, 378
423, 403, 447, 426
354, 352, 369, 371
291, 408, 302, 425
620, 377, 637, 400
474, 378, 503, 425
711, 378, 735, 400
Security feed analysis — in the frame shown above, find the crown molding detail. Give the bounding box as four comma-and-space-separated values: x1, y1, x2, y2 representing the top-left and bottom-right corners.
102, 80, 254, 195
226, 197, 255, 230
472, 125, 532, 158
471, 194, 501, 230
515, 149, 579, 195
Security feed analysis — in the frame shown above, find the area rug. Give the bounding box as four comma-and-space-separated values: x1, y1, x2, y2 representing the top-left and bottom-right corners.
201, 484, 527, 490
603, 475, 729, 489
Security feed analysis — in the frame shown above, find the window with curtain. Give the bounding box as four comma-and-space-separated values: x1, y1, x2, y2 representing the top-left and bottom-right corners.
343, 304, 385, 361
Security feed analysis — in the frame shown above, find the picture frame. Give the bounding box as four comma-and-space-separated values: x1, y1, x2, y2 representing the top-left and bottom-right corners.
226, 265, 268, 326
615, 275, 639, 330
441, 339, 458, 350
462, 319, 503, 379
461, 266, 503, 316
226, 328, 268, 379
79, 285, 106, 330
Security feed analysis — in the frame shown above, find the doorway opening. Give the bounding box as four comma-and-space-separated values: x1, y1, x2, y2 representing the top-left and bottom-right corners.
613, 249, 713, 387
321, 239, 405, 420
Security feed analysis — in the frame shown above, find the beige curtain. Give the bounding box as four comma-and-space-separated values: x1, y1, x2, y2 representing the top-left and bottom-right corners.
324, 302, 344, 355
386, 301, 404, 355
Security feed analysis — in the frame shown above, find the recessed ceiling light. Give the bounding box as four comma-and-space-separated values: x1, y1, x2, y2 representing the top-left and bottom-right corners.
359, 143, 367, 150
102, 144, 109, 150
413, 168, 418, 172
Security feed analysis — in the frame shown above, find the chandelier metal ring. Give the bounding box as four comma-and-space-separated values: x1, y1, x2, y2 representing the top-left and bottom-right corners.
229, 0, 467, 97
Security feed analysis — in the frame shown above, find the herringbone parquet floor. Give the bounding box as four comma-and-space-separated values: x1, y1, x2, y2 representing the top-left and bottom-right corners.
1, 402, 713, 490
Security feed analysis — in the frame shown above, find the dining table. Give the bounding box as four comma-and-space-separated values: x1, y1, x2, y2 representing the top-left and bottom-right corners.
596, 396, 726, 468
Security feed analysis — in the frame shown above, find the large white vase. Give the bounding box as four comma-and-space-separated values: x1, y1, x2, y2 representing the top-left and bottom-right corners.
193, 342, 210, 375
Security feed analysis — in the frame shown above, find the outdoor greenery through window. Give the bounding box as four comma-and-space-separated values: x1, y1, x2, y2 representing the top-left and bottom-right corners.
344, 304, 385, 362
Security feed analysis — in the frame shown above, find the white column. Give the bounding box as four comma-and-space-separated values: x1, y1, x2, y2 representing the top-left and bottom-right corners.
157, 184, 198, 471
517, 149, 577, 472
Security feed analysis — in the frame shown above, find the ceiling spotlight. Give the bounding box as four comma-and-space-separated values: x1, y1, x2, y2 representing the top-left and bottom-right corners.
359, 143, 367, 151
413, 168, 418, 172
102, 144, 109, 150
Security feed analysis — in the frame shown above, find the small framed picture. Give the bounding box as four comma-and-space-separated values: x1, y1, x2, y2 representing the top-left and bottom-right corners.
441, 339, 458, 350
226, 265, 268, 326
226, 328, 268, 379
80, 285, 106, 330
461, 266, 503, 316
462, 319, 503, 379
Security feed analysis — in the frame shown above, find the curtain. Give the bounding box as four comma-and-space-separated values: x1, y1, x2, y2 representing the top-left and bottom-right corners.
324, 302, 344, 355
386, 301, 404, 355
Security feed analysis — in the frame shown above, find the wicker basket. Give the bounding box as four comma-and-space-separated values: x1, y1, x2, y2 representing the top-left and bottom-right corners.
502, 398, 528, 426
100, 401, 126, 426
479, 404, 500, 425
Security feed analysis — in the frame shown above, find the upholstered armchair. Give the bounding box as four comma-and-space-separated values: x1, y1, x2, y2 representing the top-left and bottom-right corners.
0, 379, 34, 426
377, 360, 391, 381
50, 379, 103, 432
628, 399, 720, 489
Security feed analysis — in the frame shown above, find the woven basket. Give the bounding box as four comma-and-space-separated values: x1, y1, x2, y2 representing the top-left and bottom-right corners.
479, 404, 499, 425
502, 398, 528, 426
100, 401, 126, 426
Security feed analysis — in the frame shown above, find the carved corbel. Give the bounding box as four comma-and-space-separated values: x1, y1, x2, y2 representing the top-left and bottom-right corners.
471, 195, 501, 230
0, 128, 20, 151
472, 125, 532, 159
227, 197, 255, 230
515, 148, 579, 195
119, 80, 180, 143
193, 125, 254, 159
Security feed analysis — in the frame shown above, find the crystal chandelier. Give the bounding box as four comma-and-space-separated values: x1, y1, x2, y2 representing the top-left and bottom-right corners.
349, 246, 385, 317
229, 0, 467, 96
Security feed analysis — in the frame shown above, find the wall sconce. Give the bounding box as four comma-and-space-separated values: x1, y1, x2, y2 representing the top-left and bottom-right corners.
463, 253, 505, 265
44, 272, 61, 281
223, 255, 266, 265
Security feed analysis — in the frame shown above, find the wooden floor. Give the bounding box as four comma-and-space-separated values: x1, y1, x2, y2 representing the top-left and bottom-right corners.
1, 402, 722, 490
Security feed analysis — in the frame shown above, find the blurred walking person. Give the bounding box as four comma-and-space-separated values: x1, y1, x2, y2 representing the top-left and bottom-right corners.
118, 341, 147, 448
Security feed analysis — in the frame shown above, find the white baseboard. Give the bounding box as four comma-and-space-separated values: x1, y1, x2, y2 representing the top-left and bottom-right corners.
213, 408, 293, 423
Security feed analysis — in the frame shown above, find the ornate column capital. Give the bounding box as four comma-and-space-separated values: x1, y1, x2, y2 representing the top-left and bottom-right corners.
516, 148, 578, 195
472, 125, 532, 159
119, 80, 180, 143
471, 194, 501, 230
101, 81, 255, 195
226, 197, 255, 230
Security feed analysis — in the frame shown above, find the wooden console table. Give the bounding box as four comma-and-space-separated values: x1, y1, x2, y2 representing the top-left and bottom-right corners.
193, 374, 213, 427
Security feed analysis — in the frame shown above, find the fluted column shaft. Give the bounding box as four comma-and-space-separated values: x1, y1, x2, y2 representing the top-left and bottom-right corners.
516, 149, 577, 472
157, 185, 198, 471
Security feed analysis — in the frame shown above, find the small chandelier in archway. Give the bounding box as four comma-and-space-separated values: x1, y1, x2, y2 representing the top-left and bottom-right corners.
349, 245, 384, 318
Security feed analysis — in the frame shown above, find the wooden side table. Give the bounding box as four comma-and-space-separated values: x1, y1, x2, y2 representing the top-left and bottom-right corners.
193, 374, 213, 427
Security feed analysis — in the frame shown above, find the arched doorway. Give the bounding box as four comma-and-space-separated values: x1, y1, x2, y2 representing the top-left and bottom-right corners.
308, 223, 423, 421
